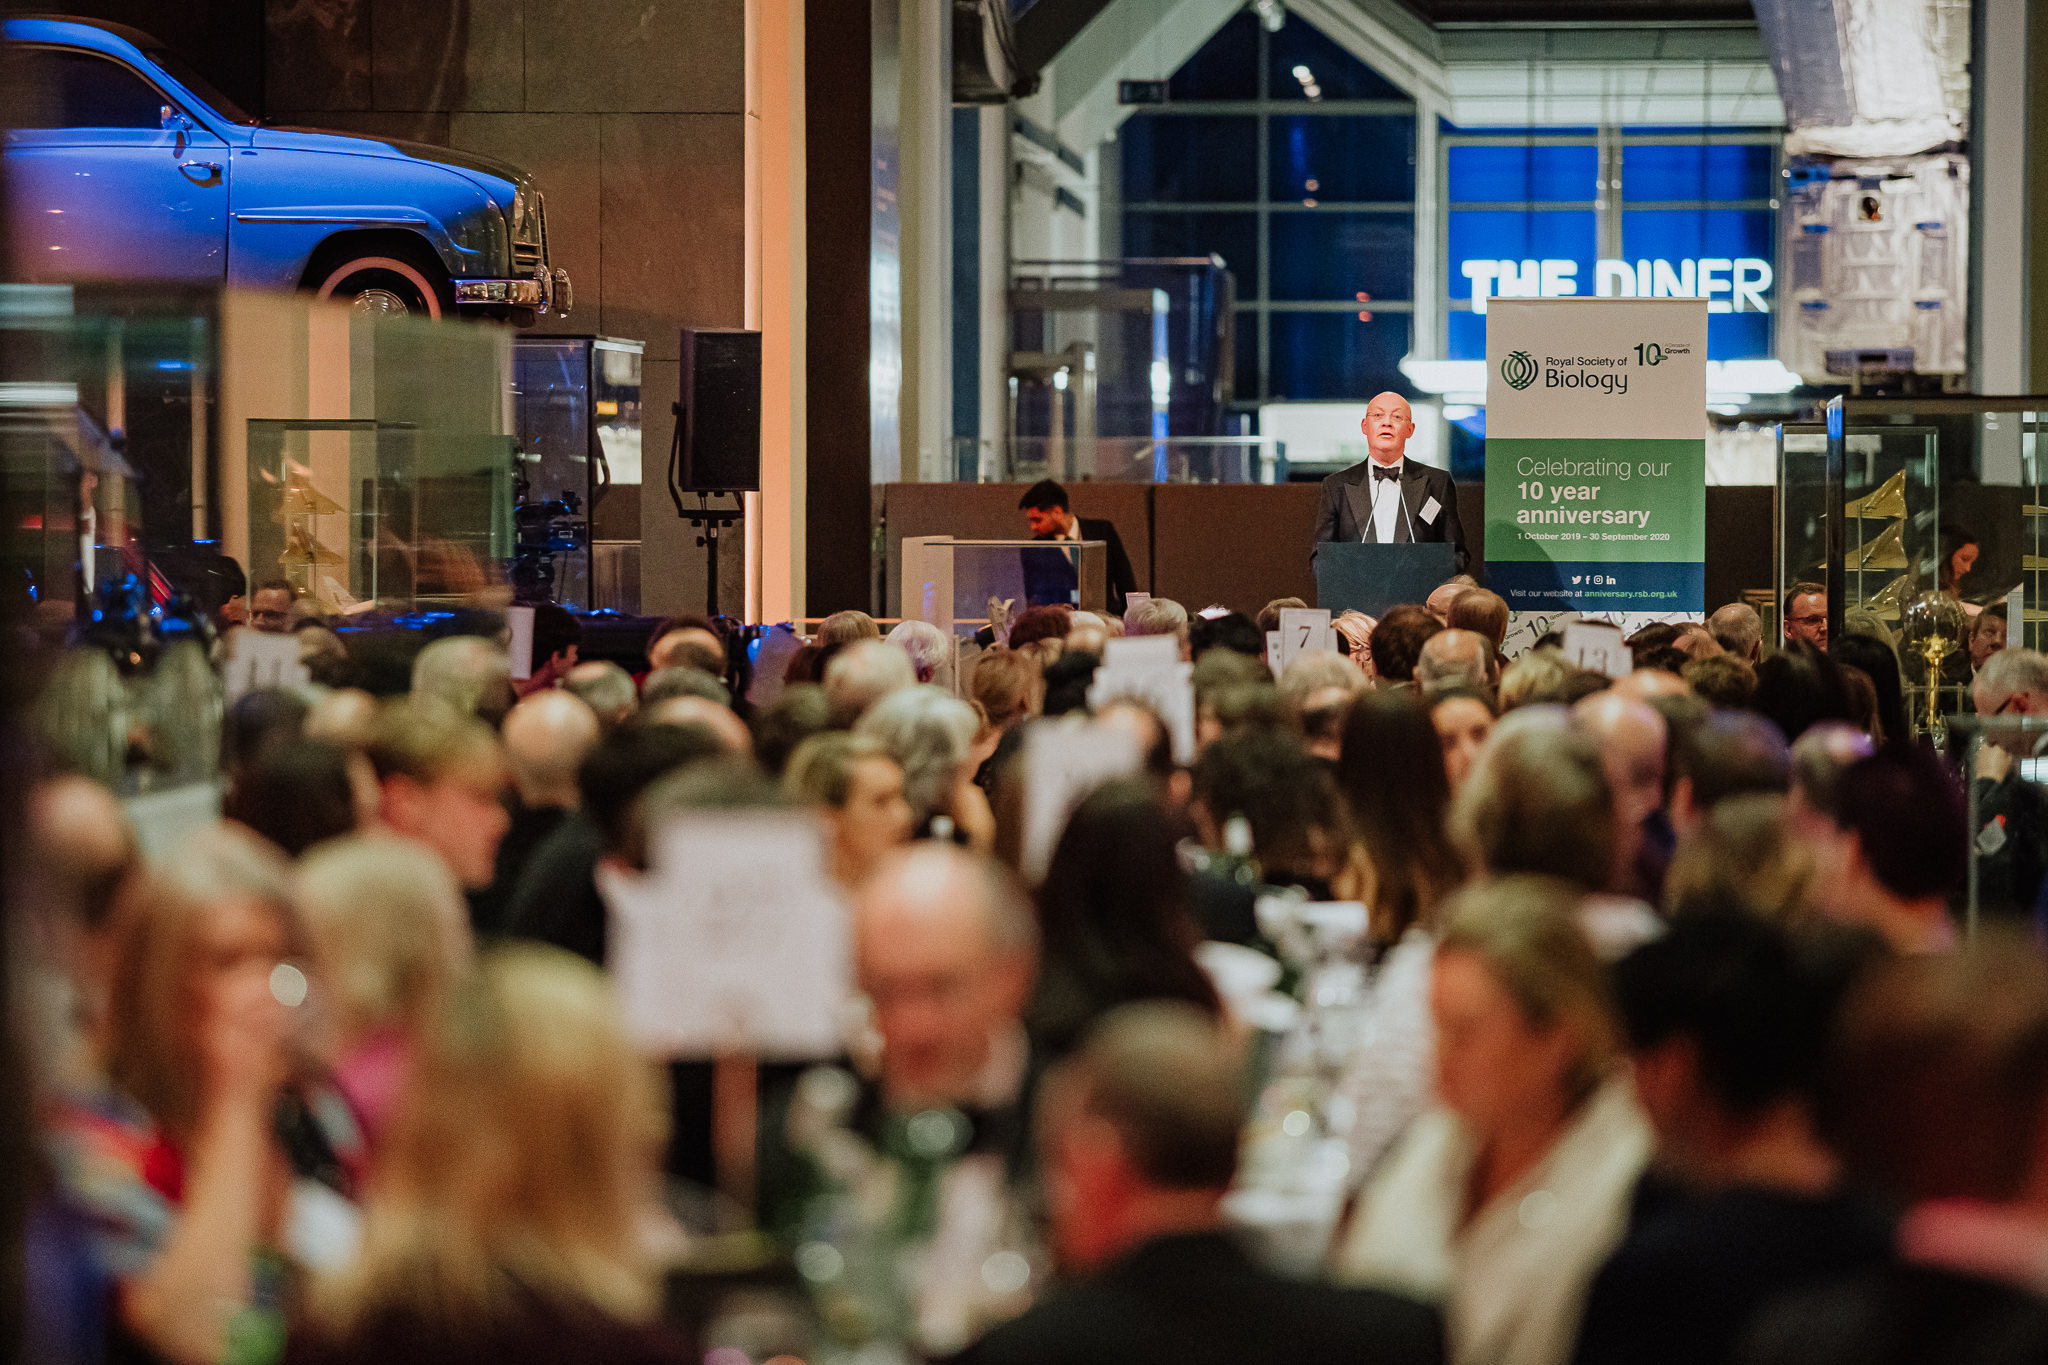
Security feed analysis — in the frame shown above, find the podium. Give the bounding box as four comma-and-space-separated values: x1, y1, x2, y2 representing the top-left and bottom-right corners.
1313, 542, 1457, 618
901, 536, 1110, 635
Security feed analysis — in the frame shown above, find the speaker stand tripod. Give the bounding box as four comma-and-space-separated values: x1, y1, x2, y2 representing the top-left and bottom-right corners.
674, 493, 742, 618
666, 403, 745, 617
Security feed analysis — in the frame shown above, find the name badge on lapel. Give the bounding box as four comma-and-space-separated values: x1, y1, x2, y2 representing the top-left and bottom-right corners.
1420, 496, 1443, 526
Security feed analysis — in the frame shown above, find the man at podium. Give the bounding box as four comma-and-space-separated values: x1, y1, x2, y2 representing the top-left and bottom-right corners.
1310, 392, 1468, 574
1018, 479, 1138, 615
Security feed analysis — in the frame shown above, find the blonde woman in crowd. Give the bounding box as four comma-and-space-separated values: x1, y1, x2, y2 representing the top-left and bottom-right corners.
45, 825, 307, 1365
1336, 878, 1652, 1365
1498, 650, 1572, 711
1333, 610, 1376, 673
286, 946, 686, 1365
968, 648, 1045, 784
296, 836, 475, 1157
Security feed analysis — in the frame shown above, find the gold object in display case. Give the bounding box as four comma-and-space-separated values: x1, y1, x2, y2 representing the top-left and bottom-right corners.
1902, 592, 1968, 739
1857, 520, 1908, 569
1826, 519, 1909, 570
280, 525, 345, 569
1845, 470, 1907, 520
1866, 573, 1911, 620
279, 482, 344, 518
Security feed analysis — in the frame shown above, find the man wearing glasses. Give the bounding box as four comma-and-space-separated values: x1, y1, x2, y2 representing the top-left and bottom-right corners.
1783, 582, 1828, 651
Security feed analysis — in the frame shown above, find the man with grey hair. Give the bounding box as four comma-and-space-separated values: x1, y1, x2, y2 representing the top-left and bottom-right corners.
1973, 646, 2048, 725
1280, 650, 1367, 707
956, 1002, 1443, 1365
411, 634, 515, 726
824, 637, 917, 728
886, 618, 952, 685
1971, 648, 2048, 921
1452, 716, 1614, 891
854, 684, 990, 844
1066, 611, 1111, 657
1707, 602, 1764, 664
563, 659, 638, 730
1281, 652, 1367, 760
1415, 627, 1492, 697
1125, 596, 1189, 640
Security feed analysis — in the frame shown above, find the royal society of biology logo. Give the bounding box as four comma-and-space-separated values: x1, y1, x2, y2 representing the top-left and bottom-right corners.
1500, 350, 1538, 391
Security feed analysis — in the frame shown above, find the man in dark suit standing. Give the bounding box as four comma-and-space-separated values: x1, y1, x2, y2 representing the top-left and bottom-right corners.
1020, 480, 1138, 616
1311, 391, 1468, 574
952, 1001, 1444, 1365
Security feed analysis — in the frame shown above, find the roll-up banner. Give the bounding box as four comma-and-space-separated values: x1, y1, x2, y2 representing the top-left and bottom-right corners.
1484, 298, 1709, 615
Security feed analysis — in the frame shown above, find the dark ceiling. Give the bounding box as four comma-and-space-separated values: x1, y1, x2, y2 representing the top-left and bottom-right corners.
1399, 0, 1754, 20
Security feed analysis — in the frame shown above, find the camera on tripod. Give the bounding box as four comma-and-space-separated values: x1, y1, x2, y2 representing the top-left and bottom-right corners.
510, 483, 589, 603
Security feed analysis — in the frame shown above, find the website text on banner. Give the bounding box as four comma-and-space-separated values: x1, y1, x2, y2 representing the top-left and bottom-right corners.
1483, 298, 1709, 614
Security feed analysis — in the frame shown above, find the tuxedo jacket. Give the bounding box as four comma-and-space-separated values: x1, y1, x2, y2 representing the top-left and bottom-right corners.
1311, 459, 1469, 574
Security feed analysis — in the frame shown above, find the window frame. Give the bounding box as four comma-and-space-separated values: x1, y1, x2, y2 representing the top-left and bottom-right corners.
1119, 15, 1420, 407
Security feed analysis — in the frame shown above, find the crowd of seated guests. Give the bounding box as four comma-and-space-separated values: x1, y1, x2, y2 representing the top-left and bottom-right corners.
18, 575, 2048, 1365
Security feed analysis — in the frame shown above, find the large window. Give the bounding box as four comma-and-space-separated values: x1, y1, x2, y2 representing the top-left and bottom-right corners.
1119, 12, 1417, 407
1443, 127, 1782, 364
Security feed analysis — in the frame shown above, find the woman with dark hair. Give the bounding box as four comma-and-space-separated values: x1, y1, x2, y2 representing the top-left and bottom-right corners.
286, 948, 687, 1365
1937, 523, 1979, 597
1330, 690, 1469, 1182
1335, 690, 1463, 948
1831, 633, 1906, 744
1753, 644, 1853, 744
1028, 779, 1220, 1058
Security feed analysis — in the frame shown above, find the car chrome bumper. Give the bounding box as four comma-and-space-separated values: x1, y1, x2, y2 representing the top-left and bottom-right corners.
454, 266, 573, 316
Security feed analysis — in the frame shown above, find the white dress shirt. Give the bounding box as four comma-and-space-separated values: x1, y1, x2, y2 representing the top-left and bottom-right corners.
1365, 457, 1405, 544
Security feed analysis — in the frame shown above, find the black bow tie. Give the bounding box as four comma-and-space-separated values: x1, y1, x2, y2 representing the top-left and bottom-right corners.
1372, 463, 1401, 481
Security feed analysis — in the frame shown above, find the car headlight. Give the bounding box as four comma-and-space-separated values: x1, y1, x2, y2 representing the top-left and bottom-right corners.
446, 199, 511, 270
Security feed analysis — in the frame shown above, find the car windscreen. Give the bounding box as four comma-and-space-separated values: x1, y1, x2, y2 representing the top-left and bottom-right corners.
144, 45, 256, 125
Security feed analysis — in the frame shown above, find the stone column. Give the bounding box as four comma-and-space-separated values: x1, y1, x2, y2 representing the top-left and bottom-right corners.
895, 0, 953, 483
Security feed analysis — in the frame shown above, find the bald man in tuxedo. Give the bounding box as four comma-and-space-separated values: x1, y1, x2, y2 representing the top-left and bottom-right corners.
1310, 392, 1468, 574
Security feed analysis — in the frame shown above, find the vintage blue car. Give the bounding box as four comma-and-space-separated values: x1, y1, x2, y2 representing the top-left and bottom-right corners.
3, 15, 571, 323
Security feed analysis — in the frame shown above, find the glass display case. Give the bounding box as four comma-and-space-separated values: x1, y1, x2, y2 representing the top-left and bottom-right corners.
0, 283, 221, 614
511, 335, 644, 609
246, 419, 417, 612
224, 302, 518, 614
244, 417, 513, 613
1778, 398, 2048, 733
899, 536, 1110, 634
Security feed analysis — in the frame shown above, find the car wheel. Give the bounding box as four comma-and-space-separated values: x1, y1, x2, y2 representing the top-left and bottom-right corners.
313, 254, 447, 320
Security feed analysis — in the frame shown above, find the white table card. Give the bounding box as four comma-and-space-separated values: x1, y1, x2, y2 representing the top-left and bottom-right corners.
1562, 619, 1631, 679
604, 810, 851, 1060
